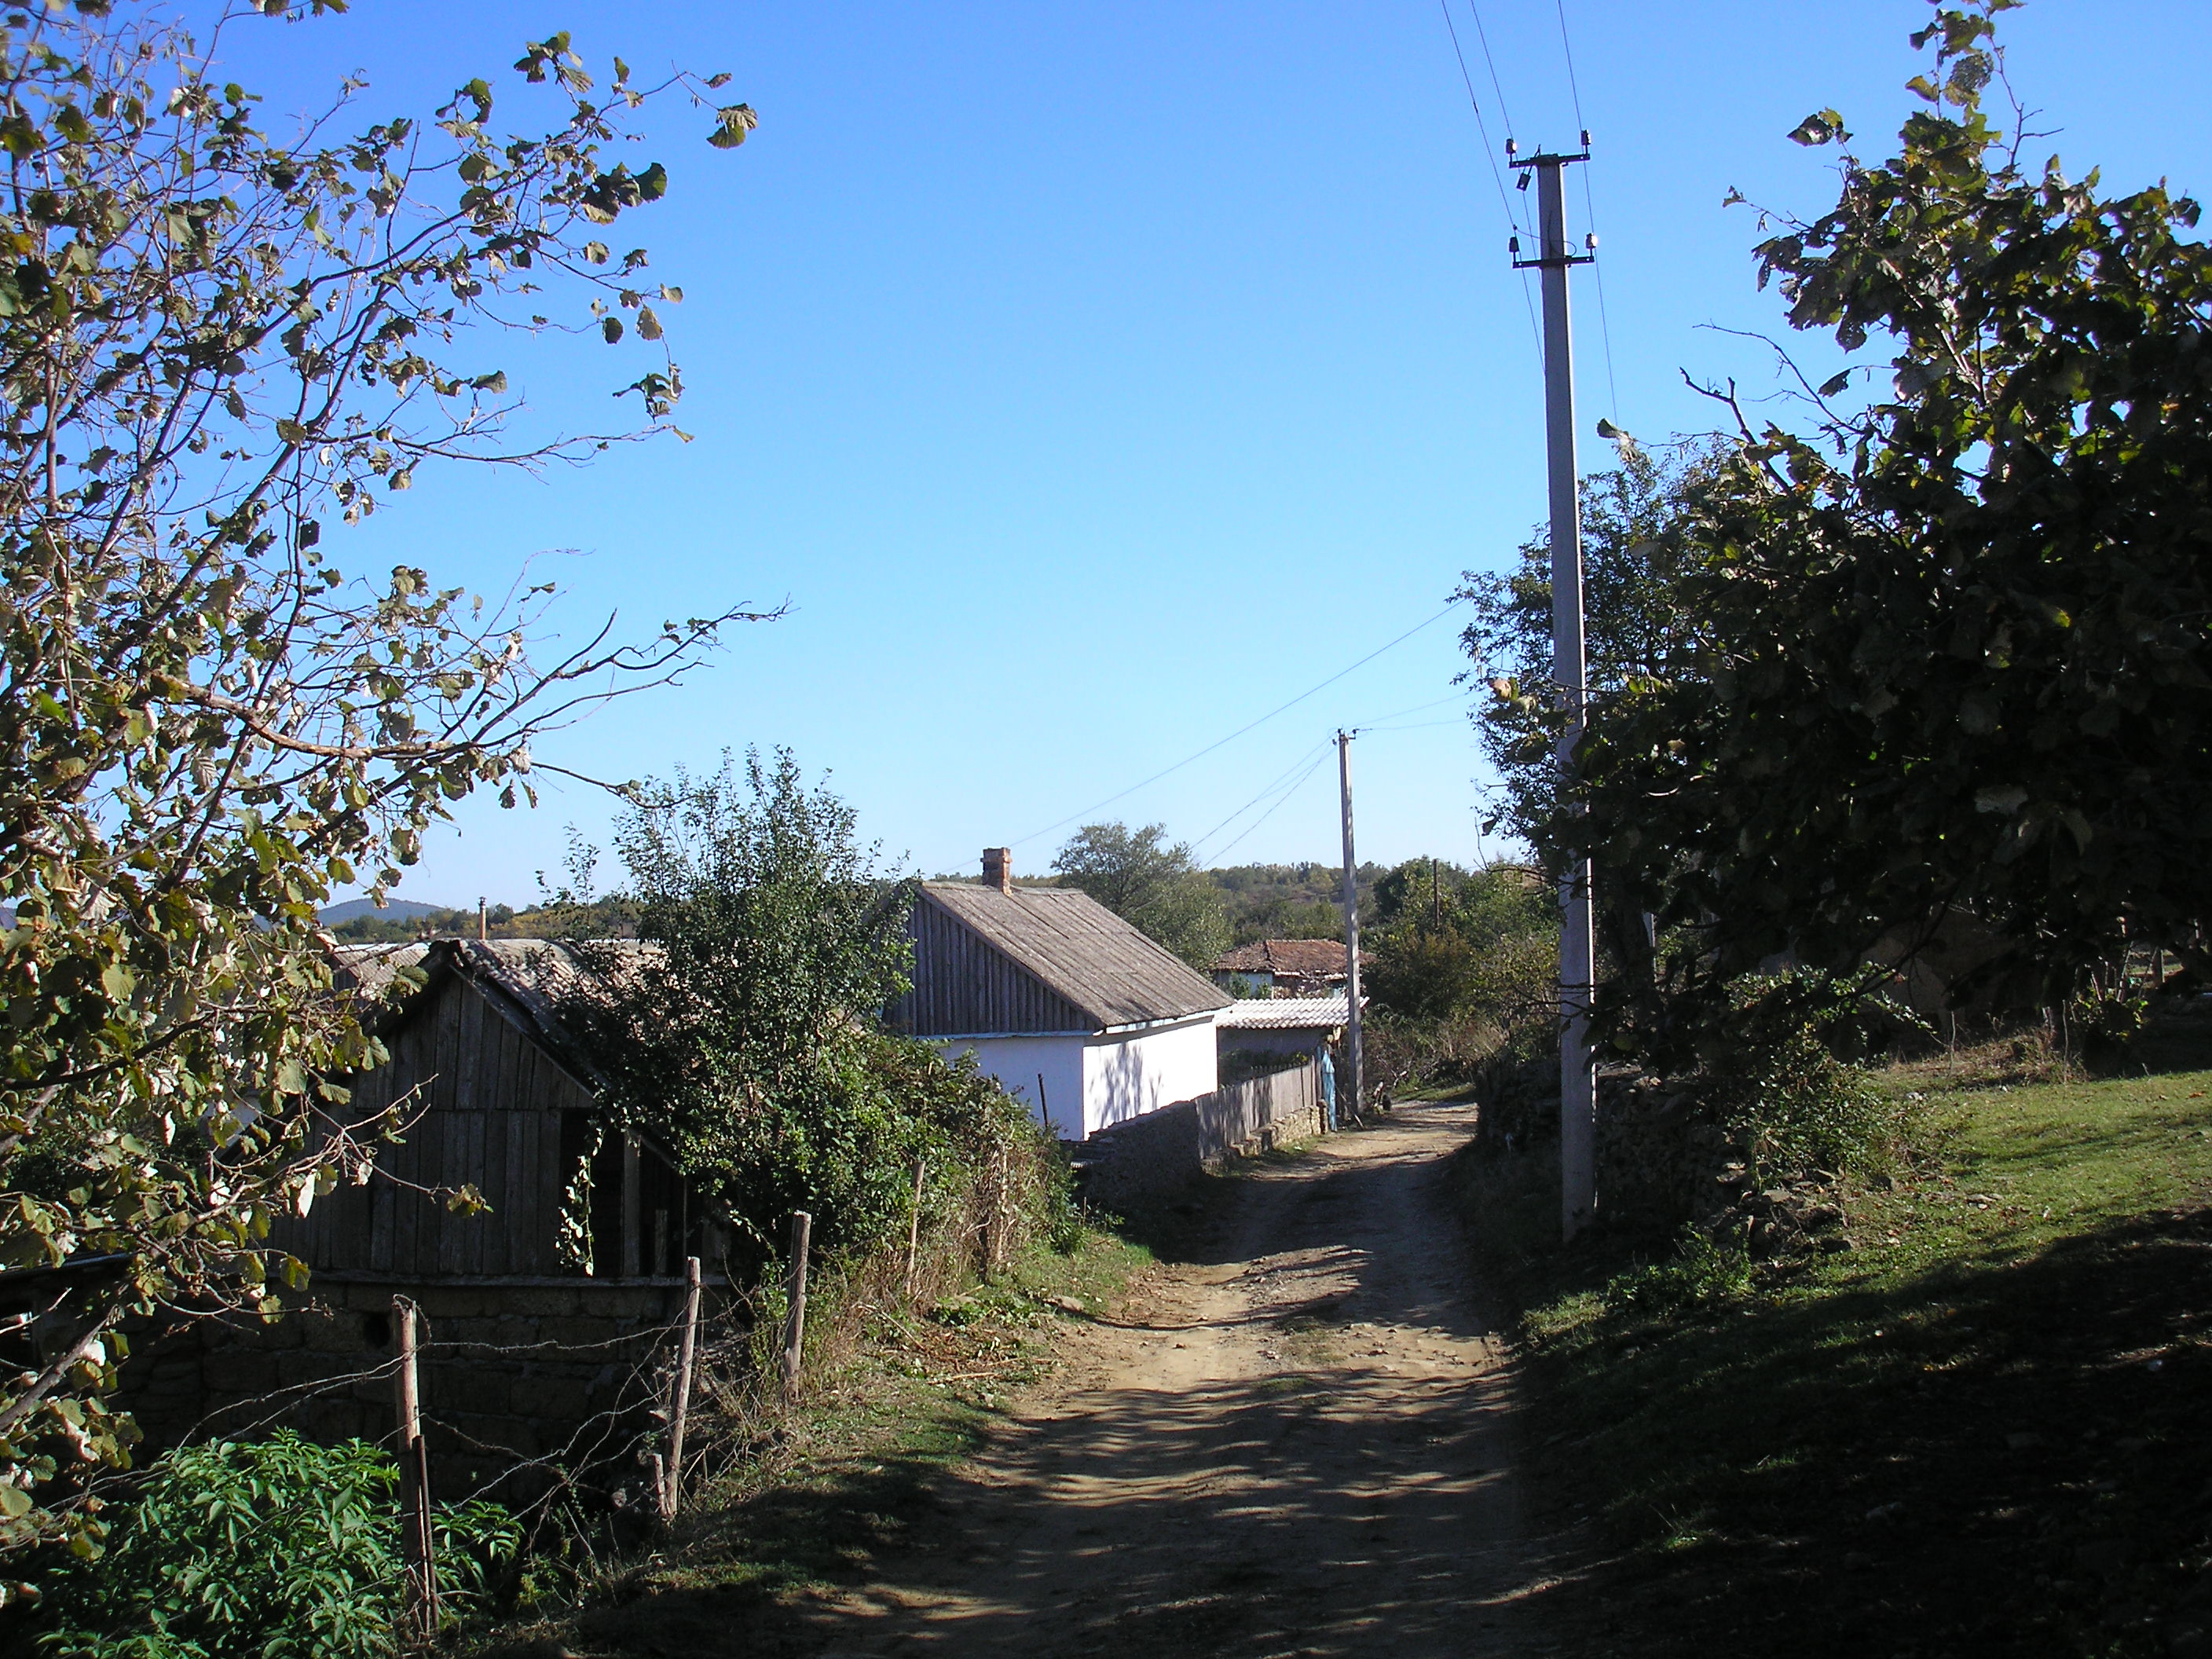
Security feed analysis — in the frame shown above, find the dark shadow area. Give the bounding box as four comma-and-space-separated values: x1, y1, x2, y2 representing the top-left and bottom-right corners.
2101, 995, 2212, 1081
1511, 1202, 2212, 1658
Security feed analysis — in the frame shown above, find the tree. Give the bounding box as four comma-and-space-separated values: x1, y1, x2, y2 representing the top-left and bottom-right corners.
1052, 822, 1230, 972
0, 4, 760, 1569
1571, 0, 2212, 1042
558, 752, 1035, 1270
1457, 444, 1716, 992
1457, 443, 1713, 855
1366, 859, 1555, 1023
590, 748, 915, 1133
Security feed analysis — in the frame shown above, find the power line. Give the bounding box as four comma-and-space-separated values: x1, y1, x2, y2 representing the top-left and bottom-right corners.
1440, 2, 1525, 236
1189, 739, 1331, 855
1354, 716, 1462, 735
1210, 752, 1331, 864
1551, 0, 1623, 424
1465, 0, 1518, 149
1438, 0, 1541, 354
1350, 691, 1463, 728
1009, 599, 1467, 850
1192, 694, 1467, 859
1553, 0, 1587, 133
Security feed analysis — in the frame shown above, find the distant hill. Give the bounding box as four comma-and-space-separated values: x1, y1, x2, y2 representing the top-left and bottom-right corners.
1207, 862, 1380, 947
319, 897, 452, 925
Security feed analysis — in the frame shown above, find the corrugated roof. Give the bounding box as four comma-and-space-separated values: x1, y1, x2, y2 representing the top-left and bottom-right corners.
1213, 938, 1368, 977
917, 884, 1230, 1028
1218, 996, 1356, 1031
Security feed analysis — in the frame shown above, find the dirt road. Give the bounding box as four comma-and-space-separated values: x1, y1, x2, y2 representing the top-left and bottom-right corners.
789, 1100, 1540, 1657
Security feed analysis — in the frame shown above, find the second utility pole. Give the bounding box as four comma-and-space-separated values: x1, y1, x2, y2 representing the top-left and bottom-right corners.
1513, 135, 1598, 1241
1337, 730, 1364, 1122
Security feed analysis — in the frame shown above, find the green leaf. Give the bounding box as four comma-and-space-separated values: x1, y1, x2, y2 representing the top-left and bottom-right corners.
1787, 109, 1848, 147
635, 306, 662, 341
708, 103, 759, 149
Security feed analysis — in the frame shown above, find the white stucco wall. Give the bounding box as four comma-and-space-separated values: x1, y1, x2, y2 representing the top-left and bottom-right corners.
1082, 1014, 1219, 1137
935, 1013, 1221, 1140
932, 1035, 1087, 1140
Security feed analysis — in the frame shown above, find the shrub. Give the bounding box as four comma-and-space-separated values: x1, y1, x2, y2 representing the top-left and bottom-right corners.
1701, 972, 1921, 1179
35, 1433, 517, 1657
1606, 1226, 1755, 1315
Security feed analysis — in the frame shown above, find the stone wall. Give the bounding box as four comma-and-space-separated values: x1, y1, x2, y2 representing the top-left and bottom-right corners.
117, 1275, 715, 1503
1076, 1059, 1322, 1211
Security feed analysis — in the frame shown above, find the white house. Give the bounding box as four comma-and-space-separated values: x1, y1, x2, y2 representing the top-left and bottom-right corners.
890, 849, 1229, 1140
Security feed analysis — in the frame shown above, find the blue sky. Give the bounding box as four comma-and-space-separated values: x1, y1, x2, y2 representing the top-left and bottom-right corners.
212, 2, 2211, 905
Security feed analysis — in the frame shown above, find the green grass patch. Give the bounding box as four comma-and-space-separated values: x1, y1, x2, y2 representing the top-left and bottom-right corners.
1463, 1041, 2212, 1658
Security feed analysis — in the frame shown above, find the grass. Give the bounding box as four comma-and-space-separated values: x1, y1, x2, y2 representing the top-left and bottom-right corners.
473, 1225, 1152, 1657
1460, 1016, 2212, 1659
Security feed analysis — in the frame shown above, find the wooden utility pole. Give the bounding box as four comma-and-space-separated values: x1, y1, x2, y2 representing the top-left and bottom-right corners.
780, 1210, 811, 1401
1512, 134, 1599, 1241
660, 1255, 702, 1522
391, 1295, 438, 1645
1337, 731, 1364, 1119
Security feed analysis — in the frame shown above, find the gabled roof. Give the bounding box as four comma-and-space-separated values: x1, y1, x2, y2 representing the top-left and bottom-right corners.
915, 884, 1229, 1030
1213, 938, 1367, 977
335, 937, 654, 1093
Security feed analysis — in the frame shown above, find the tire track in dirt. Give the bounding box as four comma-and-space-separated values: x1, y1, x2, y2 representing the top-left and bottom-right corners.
785, 1100, 1543, 1657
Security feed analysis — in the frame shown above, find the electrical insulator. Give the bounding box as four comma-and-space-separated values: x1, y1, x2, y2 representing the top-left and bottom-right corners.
1586, 233, 1599, 251
1509, 236, 1520, 255
1505, 138, 1518, 157
1580, 129, 1592, 148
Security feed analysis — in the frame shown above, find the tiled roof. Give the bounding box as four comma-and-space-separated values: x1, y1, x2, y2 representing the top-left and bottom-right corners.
1212, 938, 1368, 977
917, 884, 1230, 1028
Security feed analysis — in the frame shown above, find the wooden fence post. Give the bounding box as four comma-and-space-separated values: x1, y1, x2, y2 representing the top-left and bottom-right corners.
392, 1295, 438, 1646
780, 1211, 811, 1402
660, 1255, 703, 1522
904, 1159, 927, 1302
983, 1144, 1009, 1279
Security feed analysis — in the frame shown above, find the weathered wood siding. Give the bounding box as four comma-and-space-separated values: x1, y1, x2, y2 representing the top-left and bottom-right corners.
274, 970, 695, 1280
891, 894, 1091, 1037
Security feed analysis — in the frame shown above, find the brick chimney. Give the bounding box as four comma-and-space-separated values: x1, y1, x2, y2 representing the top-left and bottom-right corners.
981, 847, 1013, 894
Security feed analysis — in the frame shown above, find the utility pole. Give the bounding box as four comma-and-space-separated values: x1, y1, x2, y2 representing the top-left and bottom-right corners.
1512, 134, 1599, 1241
1337, 731, 1364, 1120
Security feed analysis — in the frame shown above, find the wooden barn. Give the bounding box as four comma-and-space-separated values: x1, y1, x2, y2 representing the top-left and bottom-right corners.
119, 939, 721, 1485
282, 937, 718, 1283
